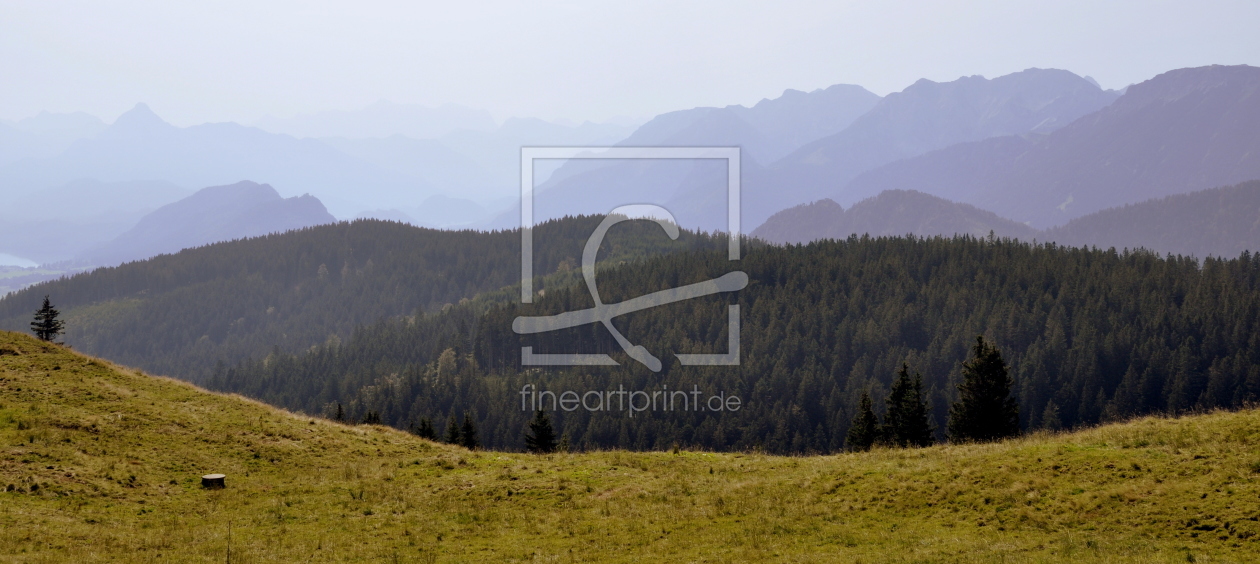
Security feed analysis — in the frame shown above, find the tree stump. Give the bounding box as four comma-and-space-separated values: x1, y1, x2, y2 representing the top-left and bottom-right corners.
201, 474, 226, 489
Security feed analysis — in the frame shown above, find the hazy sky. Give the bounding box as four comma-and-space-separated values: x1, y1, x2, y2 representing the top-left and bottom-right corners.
3, 0, 1258, 126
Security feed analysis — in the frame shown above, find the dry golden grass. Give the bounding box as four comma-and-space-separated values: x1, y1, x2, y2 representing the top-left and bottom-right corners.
2, 330, 1259, 562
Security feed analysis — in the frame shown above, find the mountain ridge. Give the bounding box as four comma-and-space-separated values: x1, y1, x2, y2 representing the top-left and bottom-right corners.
840, 64, 1260, 227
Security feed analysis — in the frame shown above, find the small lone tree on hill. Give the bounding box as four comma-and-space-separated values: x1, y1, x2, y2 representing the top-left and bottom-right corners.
524, 410, 557, 453
883, 363, 935, 448
845, 391, 879, 452
31, 295, 65, 343
459, 413, 479, 450
948, 336, 1020, 443
444, 415, 461, 444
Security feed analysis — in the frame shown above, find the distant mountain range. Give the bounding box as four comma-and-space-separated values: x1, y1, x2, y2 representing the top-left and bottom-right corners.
0, 111, 107, 166
488, 83, 884, 230
841, 65, 1260, 228
4, 64, 1260, 274
510, 68, 1120, 232
752, 190, 1037, 244
0, 179, 190, 264
754, 181, 1260, 259
760, 69, 1120, 216
0, 103, 433, 218
79, 180, 335, 266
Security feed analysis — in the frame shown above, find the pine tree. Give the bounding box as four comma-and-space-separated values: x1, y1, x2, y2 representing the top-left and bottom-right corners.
334, 403, 345, 423
414, 418, 437, 440
948, 336, 1020, 443
361, 411, 381, 425
444, 416, 461, 444
845, 391, 879, 452
524, 410, 557, 453
459, 413, 479, 450
30, 295, 65, 343
883, 364, 935, 448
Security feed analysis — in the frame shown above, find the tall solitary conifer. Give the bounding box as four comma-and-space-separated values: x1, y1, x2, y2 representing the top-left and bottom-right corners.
459, 413, 479, 450
845, 391, 879, 452
948, 336, 1020, 443
444, 415, 461, 444
31, 295, 65, 343
524, 410, 557, 453
884, 363, 935, 448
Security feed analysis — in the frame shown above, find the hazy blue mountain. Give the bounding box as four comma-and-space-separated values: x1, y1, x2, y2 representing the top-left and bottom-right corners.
0, 179, 190, 264
613, 84, 881, 164
764, 68, 1120, 213
0, 111, 106, 166
406, 194, 490, 228
487, 84, 882, 231
752, 190, 1038, 245
80, 180, 336, 266
0, 123, 42, 167
323, 135, 500, 202
324, 117, 634, 209
11, 110, 107, 139
355, 208, 418, 225
8, 178, 189, 221
0, 104, 433, 218
1043, 180, 1260, 258
755, 181, 1260, 260
253, 100, 497, 139
843, 65, 1260, 228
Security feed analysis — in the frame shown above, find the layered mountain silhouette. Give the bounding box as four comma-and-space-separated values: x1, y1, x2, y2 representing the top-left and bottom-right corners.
762, 68, 1120, 214
488, 84, 883, 230
0, 179, 189, 263
0, 104, 432, 217
326, 117, 633, 209
506, 68, 1118, 233
755, 181, 1260, 259
752, 190, 1037, 244
80, 180, 335, 265
842, 65, 1260, 228
1044, 180, 1260, 257
0, 111, 106, 166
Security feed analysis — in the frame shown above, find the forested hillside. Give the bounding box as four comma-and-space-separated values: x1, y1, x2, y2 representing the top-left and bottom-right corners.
0, 218, 725, 379
209, 235, 1260, 453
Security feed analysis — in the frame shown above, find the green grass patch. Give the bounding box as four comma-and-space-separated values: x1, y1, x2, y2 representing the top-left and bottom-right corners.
1, 330, 1258, 562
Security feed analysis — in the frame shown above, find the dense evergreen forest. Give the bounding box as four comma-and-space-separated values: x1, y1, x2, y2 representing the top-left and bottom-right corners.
207, 235, 1260, 453
0, 218, 725, 379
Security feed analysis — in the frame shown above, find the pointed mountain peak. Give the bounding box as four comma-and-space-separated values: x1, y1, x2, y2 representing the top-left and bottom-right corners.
106, 103, 175, 137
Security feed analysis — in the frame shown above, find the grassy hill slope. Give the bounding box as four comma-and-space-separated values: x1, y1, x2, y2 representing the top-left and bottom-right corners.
3, 330, 1260, 562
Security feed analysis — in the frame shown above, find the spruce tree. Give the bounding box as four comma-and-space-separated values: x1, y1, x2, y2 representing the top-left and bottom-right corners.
948, 336, 1020, 443
845, 391, 879, 452
30, 295, 65, 343
883, 364, 935, 448
524, 410, 557, 453
444, 415, 461, 444
361, 411, 381, 425
414, 418, 437, 440
459, 413, 479, 450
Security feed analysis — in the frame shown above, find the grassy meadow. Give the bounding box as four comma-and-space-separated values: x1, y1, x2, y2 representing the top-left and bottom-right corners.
2, 330, 1259, 562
